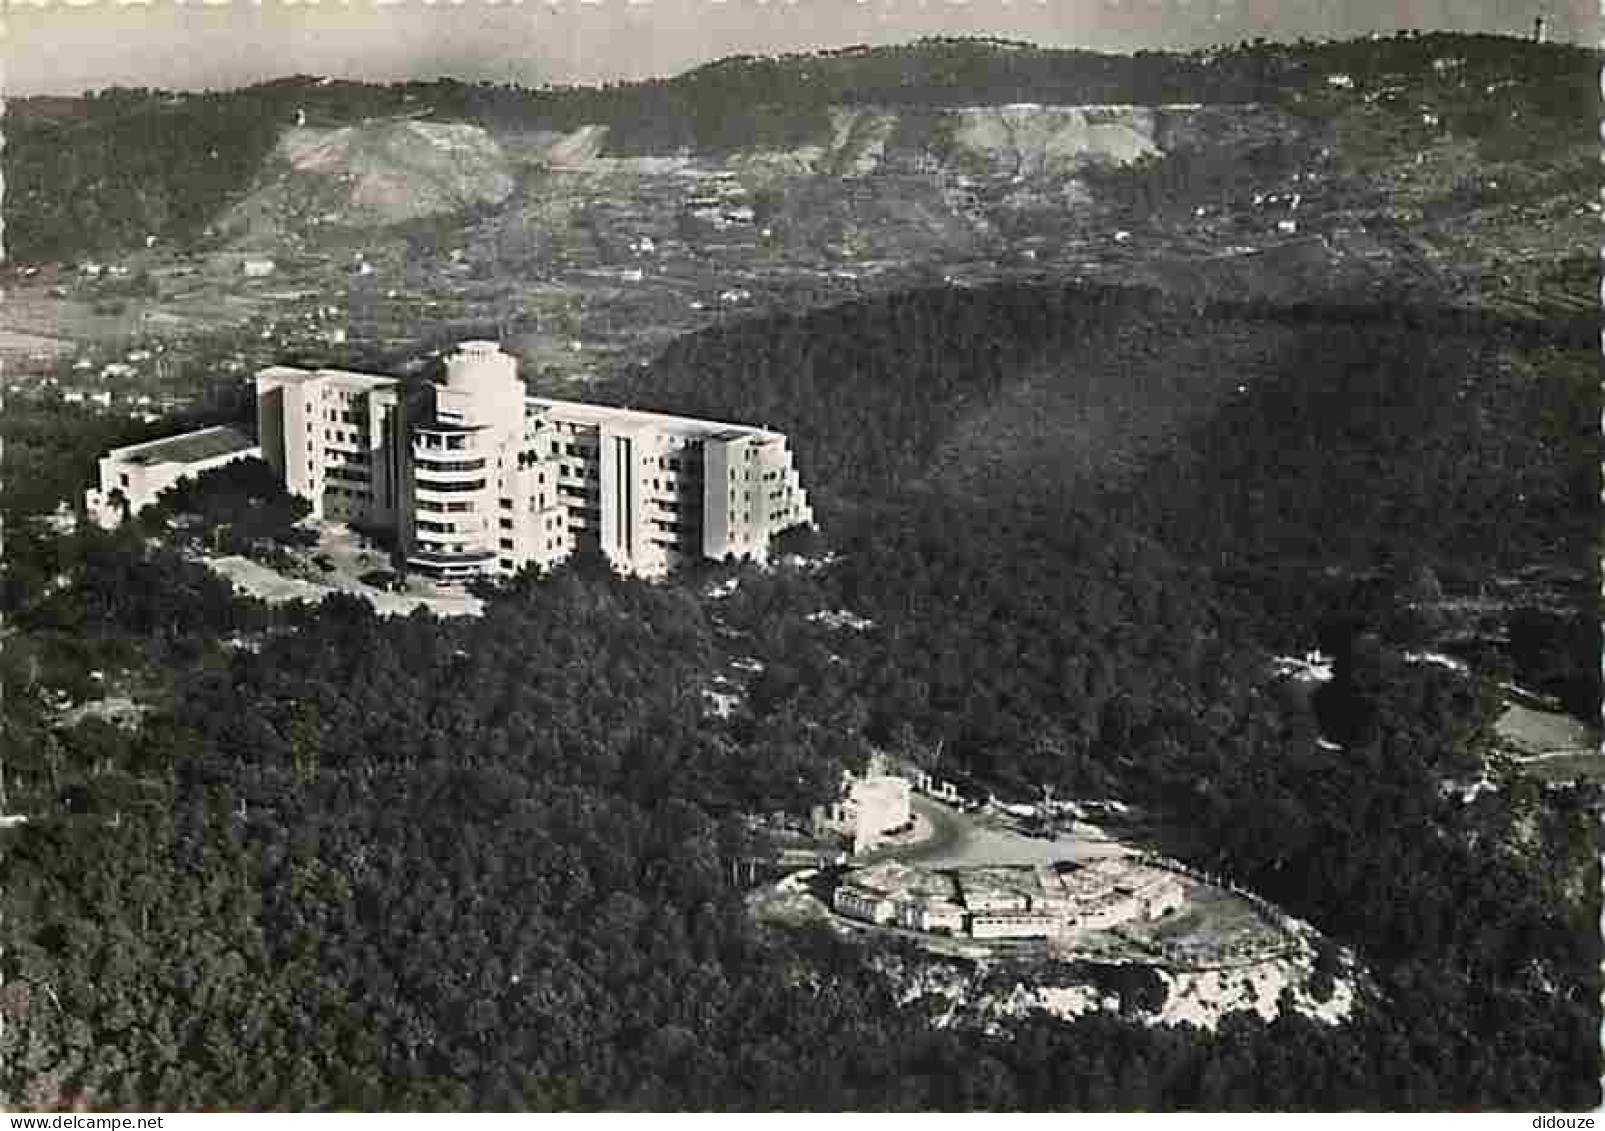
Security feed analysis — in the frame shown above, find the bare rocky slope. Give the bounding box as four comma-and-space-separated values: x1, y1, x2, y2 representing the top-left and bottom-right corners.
219, 120, 517, 242
218, 102, 1300, 243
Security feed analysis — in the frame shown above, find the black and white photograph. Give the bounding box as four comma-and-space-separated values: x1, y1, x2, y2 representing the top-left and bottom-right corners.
1, 0, 1600, 1112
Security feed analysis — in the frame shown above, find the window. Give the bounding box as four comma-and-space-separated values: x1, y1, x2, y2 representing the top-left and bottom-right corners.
119, 472, 129, 487
499, 518, 513, 530
499, 538, 514, 550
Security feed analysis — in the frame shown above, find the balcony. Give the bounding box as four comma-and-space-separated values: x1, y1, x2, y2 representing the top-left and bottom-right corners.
414, 475, 488, 494
414, 457, 488, 474
406, 547, 498, 567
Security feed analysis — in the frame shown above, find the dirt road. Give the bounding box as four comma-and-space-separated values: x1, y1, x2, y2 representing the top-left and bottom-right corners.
890, 795, 1130, 870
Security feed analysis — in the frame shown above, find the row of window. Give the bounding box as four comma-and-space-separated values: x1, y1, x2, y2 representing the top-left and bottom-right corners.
415, 457, 487, 473
415, 477, 487, 493
414, 541, 490, 555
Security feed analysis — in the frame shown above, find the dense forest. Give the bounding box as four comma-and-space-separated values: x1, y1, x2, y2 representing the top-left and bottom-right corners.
8, 32, 1597, 261
3, 268, 1598, 1107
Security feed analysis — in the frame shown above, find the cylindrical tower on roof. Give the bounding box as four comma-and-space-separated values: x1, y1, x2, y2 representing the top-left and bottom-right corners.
445, 340, 517, 391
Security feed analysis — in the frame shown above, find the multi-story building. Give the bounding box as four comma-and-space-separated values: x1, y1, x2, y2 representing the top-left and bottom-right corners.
254, 340, 813, 581
255, 364, 407, 530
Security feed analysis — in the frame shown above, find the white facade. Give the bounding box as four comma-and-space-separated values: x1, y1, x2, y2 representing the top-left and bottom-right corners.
84, 426, 260, 527
253, 342, 814, 581
896, 897, 966, 934
833, 886, 896, 925
968, 910, 1060, 940
255, 365, 405, 530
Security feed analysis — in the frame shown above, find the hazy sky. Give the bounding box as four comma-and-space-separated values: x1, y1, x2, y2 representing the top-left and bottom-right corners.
6, 0, 1596, 96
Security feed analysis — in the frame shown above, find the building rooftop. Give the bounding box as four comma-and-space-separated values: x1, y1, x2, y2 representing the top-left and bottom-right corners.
955, 867, 1047, 906
256, 365, 400, 390
527, 396, 783, 442
113, 426, 258, 467
414, 420, 486, 434
1058, 857, 1172, 900
843, 861, 960, 904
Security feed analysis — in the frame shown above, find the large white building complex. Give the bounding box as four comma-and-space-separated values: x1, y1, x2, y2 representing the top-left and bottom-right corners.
253, 340, 814, 580
832, 858, 1185, 941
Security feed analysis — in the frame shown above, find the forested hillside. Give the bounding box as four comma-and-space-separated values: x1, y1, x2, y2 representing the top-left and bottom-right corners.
5, 272, 1596, 1108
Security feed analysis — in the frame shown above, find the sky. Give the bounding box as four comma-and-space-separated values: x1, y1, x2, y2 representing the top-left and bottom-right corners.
5, 0, 1597, 96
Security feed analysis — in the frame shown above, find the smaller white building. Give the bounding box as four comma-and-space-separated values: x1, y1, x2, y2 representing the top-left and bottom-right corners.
242, 258, 277, 278
834, 860, 963, 929
85, 425, 260, 527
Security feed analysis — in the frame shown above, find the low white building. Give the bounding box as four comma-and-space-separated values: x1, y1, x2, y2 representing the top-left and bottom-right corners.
834, 860, 963, 929
834, 884, 896, 925
896, 897, 966, 934
85, 425, 260, 527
